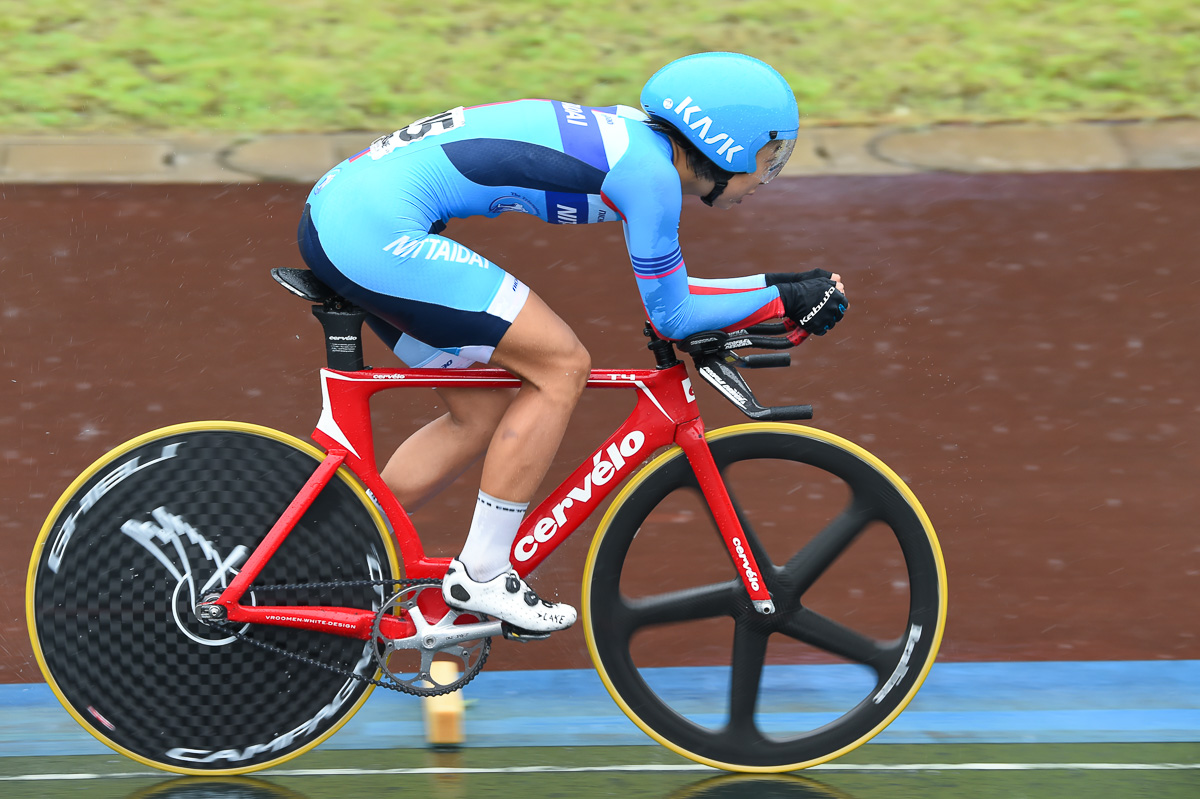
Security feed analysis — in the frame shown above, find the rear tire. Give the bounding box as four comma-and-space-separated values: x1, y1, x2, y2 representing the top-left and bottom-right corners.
583, 423, 947, 771
27, 422, 400, 774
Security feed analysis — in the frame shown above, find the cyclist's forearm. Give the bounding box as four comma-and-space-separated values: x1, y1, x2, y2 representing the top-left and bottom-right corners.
640, 271, 784, 339
685, 274, 771, 293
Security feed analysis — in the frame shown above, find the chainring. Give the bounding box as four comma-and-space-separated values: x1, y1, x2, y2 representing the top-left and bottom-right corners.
371, 581, 491, 697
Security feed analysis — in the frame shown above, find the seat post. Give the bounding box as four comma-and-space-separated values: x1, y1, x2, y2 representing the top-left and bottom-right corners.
311, 299, 368, 371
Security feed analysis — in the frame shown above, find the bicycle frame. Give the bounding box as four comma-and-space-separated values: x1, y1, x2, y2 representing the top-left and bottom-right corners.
213, 361, 774, 641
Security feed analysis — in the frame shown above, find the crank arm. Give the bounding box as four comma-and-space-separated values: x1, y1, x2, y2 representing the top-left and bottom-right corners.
388, 617, 504, 651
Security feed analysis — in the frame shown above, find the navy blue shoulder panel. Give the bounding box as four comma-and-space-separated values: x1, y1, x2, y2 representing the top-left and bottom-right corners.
441, 138, 606, 195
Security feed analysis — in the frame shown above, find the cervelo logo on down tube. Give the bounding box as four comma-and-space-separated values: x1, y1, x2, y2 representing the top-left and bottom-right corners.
514, 431, 646, 562
661, 96, 745, 164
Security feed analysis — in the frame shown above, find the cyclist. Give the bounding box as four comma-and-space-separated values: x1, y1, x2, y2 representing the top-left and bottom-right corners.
297, 52, 848, 635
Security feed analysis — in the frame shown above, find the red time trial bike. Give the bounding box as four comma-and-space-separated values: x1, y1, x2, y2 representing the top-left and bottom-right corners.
27, 267, 946, 775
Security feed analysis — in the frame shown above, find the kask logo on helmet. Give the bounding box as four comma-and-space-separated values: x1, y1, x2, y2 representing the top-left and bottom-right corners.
661, 96, 745, 165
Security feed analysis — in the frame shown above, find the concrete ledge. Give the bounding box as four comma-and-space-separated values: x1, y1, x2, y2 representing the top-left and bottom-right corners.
874, 123, 1130, 172
1, 120, 1196, 184
1112, 120, 1200, 169
0, 135, 242, 183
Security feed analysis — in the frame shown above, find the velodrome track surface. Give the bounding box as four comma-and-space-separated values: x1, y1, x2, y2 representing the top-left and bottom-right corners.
1, 173, 1197, 794
2, 744, 1198, 798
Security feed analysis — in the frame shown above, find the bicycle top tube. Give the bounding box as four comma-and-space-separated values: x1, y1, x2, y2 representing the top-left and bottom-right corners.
309, 362, 700, 576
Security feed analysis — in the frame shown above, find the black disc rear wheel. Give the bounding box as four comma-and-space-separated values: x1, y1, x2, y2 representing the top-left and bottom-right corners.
583, 423, 946, 771
27, 422, 399, 774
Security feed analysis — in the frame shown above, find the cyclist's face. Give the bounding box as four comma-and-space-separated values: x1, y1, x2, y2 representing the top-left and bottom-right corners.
711, 141, 788, 210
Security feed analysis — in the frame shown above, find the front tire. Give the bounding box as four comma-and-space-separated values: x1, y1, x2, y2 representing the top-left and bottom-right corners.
583, 423, 947, 771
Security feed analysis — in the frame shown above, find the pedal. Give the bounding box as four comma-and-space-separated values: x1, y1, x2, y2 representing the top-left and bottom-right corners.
501, 623, 552, 642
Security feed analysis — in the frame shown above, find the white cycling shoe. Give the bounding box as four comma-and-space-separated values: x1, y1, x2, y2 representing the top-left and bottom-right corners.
442, 559, 576, 633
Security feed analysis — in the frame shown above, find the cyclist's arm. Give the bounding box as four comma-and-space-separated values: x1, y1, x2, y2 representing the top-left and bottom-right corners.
686, 274, 779, 294
602, 174, 783, 339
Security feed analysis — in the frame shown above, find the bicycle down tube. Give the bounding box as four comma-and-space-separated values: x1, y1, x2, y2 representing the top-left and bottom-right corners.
213, 361, 777, 635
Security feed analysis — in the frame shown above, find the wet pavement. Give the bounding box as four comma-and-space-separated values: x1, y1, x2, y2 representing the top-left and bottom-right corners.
2, 744, 1198, 799
2, 168, 1198, 680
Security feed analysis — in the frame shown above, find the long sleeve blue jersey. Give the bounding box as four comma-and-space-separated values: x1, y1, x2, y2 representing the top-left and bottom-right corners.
303, 99, 785, 344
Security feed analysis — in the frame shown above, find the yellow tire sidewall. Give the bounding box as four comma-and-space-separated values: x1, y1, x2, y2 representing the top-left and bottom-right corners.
25, 420, 400, 775
581, 422, 947, 772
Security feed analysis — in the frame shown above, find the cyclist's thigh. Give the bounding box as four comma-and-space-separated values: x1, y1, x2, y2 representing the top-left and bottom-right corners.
300, 207, 528, 365
488, 289, 589, 386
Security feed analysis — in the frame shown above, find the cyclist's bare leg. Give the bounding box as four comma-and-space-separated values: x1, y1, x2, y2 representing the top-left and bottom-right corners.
480, 290, 590, 503
380, 387, 515, 513
441, 290, 587, 632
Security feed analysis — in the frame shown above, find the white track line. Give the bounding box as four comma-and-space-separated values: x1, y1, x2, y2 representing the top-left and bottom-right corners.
2, 763, 1199, 781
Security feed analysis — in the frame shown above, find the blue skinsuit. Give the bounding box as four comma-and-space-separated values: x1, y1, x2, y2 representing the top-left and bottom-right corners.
300, 99, 784, 366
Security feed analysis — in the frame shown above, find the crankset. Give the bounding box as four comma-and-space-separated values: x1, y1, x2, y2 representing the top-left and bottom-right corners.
371, 581, 501, 697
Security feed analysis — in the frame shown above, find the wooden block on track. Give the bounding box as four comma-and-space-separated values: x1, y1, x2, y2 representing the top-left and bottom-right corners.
423, 660, 465, 747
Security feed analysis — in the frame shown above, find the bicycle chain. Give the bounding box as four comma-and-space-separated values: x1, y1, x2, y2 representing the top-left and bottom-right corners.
209, 577, 490, 698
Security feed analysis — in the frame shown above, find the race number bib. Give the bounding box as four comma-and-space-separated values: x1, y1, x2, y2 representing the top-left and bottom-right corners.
369, 107, 465, 160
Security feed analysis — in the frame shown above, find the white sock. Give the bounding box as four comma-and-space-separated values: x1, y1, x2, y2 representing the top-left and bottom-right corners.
457, 490, 529, 582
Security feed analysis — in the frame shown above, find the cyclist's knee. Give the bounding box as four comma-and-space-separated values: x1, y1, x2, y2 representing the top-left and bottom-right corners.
532, 338, 590, 403
556, 335, 590, 386
490, 290, 590, 399
564, 357, 591, 405
562, 339, 592, 390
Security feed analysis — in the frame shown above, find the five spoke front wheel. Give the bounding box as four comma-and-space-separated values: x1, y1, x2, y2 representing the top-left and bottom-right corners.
583, 424, 947, 771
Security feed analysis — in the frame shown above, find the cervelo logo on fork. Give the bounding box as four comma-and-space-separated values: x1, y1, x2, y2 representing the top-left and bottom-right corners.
514, 431, 646, 562
731, 537, 761, 592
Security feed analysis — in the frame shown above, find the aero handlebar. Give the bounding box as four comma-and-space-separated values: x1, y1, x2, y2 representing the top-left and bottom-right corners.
655, 323, 815, 422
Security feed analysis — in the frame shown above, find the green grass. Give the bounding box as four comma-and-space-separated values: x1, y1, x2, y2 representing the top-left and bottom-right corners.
1, 0, 1198, 134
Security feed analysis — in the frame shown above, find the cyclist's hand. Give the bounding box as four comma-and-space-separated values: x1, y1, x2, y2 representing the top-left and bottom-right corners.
775, 277, 848, 336
765, 269, 836, 285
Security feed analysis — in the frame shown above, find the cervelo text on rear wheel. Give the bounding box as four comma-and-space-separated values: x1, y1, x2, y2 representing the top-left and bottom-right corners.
26, 422, 400, 775
582, 423, 947, 772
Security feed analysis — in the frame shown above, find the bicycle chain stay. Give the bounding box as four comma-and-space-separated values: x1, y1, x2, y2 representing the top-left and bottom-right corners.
208, 577, 490, 698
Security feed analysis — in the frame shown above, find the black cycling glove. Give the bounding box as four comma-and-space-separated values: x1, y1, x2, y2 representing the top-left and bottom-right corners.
775, 277, 848, 335
764, 269, 833, 285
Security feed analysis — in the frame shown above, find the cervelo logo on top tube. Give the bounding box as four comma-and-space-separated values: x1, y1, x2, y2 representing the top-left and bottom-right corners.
513, 431, 646, 562
661, 96, 745, 165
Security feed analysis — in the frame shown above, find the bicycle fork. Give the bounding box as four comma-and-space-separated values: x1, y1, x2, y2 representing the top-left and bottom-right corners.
675, 419, 776, 614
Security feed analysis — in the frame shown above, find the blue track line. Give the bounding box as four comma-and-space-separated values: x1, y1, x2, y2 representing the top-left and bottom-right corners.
2, 660, 1197, 756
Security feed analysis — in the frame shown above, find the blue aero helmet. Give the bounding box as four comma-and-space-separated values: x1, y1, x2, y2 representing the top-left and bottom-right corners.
641, 52, 800, 185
